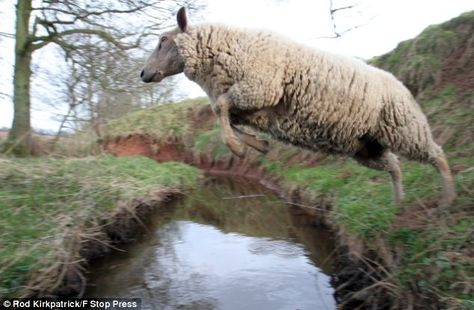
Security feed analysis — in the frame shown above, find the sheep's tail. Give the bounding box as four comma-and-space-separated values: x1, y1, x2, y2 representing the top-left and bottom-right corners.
428, 143, 457, 206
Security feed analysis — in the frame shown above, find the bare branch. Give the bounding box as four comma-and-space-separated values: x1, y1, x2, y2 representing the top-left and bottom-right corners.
0, 32, 15, 39
33, 3, 154, 26
31, 28, 133, 51
0, 92, 11, 98
330, 4, 356, 14
328, 0, 346, 38
324, 0, 368, 39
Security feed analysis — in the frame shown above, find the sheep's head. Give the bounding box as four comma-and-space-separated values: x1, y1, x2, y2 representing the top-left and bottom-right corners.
140, 7, 188, 83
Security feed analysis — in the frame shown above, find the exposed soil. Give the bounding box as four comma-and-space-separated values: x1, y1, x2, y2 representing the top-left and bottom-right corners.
103, 134, 186, 163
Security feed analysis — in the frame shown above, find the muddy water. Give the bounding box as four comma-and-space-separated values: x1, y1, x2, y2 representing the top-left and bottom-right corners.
86, 176, 336, 310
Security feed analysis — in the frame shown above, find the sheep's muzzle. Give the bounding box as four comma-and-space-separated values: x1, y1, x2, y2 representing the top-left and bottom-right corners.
140, 69, 163, 83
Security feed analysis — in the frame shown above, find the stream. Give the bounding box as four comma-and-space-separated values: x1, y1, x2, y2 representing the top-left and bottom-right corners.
85, 176, 336, 310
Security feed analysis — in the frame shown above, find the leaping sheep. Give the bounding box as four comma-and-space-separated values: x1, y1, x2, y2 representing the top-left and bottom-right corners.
140, 7, 456, 206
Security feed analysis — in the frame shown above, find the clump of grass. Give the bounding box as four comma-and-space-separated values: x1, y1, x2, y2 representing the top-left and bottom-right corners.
193, 127, 233, 159
0, 156, 201, 298
104, 98, 208, 142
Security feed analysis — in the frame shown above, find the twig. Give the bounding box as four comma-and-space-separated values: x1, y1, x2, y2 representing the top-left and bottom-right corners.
339, 281, 393, 308
320, 1, 375, 39
0, 31, 15, 38
358, 255, 394, 282
460, 183, 473, 195
222, 194, 265, 200
331, 4, 356, 14
0, 91, 11, 98
328, 0, 358, 38
80, 234, 126, 252
284, 200, 327, 212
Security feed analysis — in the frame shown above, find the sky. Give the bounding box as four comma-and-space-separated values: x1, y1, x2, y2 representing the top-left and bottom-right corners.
0, 0, 473, 132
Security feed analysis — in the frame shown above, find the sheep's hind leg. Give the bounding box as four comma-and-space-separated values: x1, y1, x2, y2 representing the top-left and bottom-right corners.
354, 151, 404, 204
427, 145, 456, 207
215, 93, 247, 157
232, 125, 270, 154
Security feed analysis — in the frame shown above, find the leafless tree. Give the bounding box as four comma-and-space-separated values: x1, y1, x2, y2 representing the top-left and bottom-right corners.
4, 0, 202, 155
57, 38, 177, 140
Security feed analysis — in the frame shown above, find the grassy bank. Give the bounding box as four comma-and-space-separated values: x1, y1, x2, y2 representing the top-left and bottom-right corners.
105, 98, 209, 143
0, 156, 200, 298
261, 156, 474, 307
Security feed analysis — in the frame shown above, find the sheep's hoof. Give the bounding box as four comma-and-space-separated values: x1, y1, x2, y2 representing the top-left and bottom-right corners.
254, 139, 271, 154
392, 190, 404, 205
228, 141, 247, 158
439, 193, 457, 208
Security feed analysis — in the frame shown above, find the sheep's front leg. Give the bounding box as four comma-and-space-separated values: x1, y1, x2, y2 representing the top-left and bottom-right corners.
215, 94, 247, 157
232, 125, 270, 154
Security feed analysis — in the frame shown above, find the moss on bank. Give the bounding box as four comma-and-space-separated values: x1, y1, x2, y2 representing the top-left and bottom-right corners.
0, 156, 200, 298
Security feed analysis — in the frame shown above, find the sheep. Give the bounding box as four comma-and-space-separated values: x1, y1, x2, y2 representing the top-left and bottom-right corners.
140, 7, 456, 206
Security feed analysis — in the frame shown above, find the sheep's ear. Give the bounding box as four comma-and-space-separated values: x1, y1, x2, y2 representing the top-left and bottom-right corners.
177, 7, 188, 32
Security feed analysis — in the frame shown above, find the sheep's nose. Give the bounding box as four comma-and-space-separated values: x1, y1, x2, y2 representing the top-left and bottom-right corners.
141, 69, 156, 83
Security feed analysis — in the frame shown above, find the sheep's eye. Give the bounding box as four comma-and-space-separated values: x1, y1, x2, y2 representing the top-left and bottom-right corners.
158, 37, 167, 50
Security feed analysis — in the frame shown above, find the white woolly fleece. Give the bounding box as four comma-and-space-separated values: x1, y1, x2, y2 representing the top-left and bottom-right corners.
175, 24, 440, 161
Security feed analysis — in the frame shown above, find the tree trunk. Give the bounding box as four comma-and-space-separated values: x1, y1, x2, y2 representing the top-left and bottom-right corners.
6, 0, 32, 156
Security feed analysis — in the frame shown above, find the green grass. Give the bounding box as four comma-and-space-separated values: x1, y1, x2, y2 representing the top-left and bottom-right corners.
260, 153, 474, 305
193, 127, 233, 159
391, 219, 474, 305
0, 156, 200, 297
389, 158, 474, 306
261, 157, 393, 237
105, 98, 208, 142
421, 85, 474, 153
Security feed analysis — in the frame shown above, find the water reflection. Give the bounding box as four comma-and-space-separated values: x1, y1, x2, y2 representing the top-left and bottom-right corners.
86, 177, 336, 310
